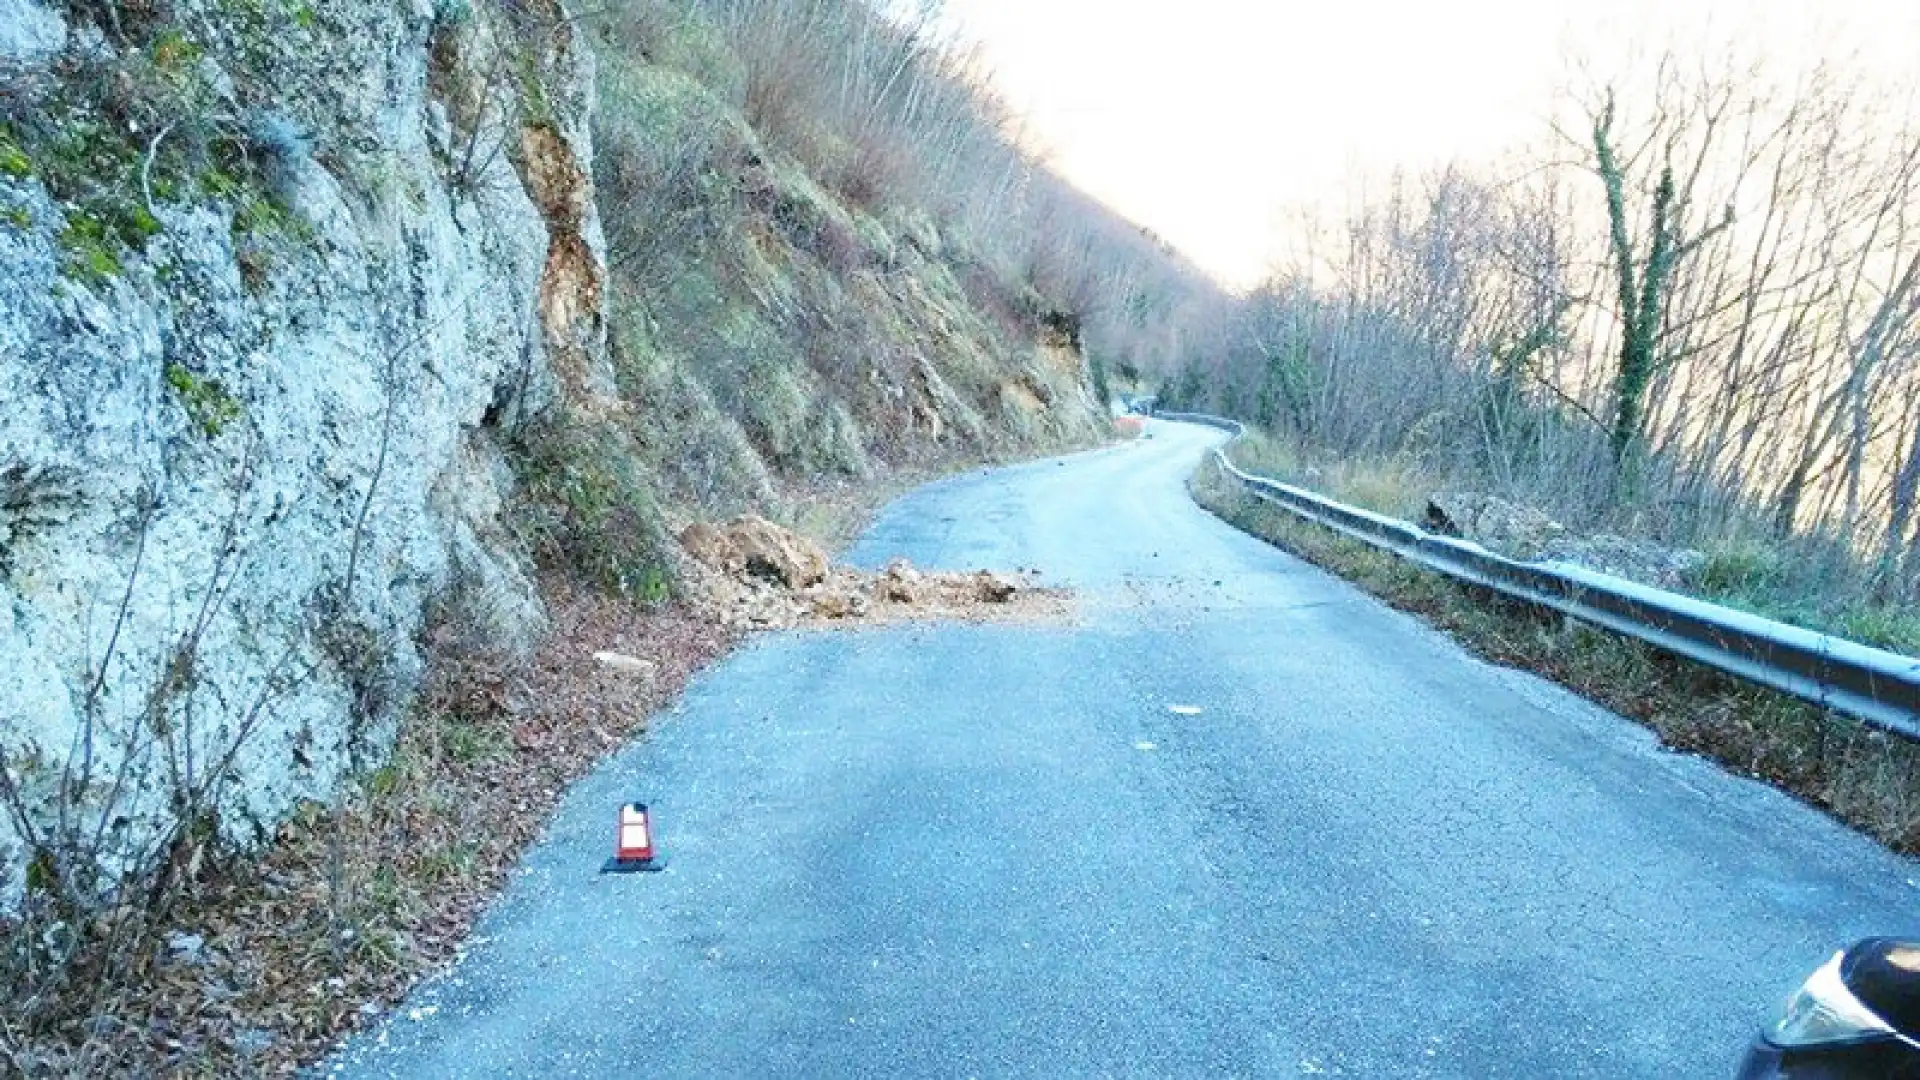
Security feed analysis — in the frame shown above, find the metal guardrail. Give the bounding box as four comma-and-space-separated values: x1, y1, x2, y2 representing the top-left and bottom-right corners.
1155, 411, 1920, 739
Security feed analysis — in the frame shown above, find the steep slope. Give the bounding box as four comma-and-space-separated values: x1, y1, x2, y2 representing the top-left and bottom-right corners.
584, 7, 1102, 517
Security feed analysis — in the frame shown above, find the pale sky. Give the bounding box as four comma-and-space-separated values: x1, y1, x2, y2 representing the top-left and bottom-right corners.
940, 0, 1920, 289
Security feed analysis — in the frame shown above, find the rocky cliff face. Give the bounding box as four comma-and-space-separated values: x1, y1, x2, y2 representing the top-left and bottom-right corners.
0, 0, 608, 908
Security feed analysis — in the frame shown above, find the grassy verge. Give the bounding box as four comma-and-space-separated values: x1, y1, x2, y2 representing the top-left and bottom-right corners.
1190, 455, 1920, 854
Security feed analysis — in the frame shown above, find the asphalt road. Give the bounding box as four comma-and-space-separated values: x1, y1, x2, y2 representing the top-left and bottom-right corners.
329, 420, 1919, 1078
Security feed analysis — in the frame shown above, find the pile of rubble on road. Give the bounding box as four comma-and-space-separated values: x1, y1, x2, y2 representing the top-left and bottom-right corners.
678, 515, 1068, 631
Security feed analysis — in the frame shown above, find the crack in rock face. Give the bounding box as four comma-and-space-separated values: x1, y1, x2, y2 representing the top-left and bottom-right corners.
519, 116, 610, 406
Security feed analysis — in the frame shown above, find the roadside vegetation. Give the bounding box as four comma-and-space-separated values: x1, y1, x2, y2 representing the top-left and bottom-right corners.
1159, 48, 1920, 651
3, 580, 733, 1077
1219, 430, 1920, 657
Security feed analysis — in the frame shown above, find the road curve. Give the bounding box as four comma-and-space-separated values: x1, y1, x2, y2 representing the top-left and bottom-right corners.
330, 420, 1918, 1078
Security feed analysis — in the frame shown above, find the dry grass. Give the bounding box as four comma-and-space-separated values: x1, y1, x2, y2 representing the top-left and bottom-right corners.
1, 580, 736, 1078
1191, 458, 1920, 855
1225, 431, 1437, 523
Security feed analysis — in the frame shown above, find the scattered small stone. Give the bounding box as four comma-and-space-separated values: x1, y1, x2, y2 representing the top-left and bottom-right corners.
592, 651, 657, 679
974, 571, 1019, 603
880, 559, 924, 603
809, 586, 870, 620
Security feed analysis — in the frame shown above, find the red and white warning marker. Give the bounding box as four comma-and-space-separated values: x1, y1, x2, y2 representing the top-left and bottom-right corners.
602, 802, 666, 873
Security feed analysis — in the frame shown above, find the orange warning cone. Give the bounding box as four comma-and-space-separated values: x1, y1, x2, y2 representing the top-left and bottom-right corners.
602, 802, 666, 873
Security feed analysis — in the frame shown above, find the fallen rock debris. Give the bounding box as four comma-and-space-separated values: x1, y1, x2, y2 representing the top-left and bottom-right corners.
678, 516, 1069, 630
1425, 491, 1704, 589
681, 515, 829, 590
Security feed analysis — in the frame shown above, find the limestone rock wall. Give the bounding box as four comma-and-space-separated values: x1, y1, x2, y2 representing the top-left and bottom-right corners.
0, 0, 604, 908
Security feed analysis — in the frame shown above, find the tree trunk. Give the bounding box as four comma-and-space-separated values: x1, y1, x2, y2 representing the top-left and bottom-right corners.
1595, 100, 1684, 479
1885, 415, 1920, 600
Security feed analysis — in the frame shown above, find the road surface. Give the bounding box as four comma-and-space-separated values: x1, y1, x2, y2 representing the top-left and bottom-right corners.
330, 420, 1918, 1078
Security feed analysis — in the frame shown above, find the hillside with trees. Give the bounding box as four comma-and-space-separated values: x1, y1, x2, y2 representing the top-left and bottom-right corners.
1163, 51, 1920, 650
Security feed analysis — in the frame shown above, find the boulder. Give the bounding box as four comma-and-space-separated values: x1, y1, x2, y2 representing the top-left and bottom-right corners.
1540, 534, 1705, 590
809, 583, 870, 620
1425, 493, 1703, 589
678, 521, 741, 572
725, 515, 829, 589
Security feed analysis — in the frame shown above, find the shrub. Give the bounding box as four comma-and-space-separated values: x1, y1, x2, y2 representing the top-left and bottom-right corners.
507, 414, 674, 601
0, 130, 30, 178
1692, 544, 1784, 597
163, 361, 243, 437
